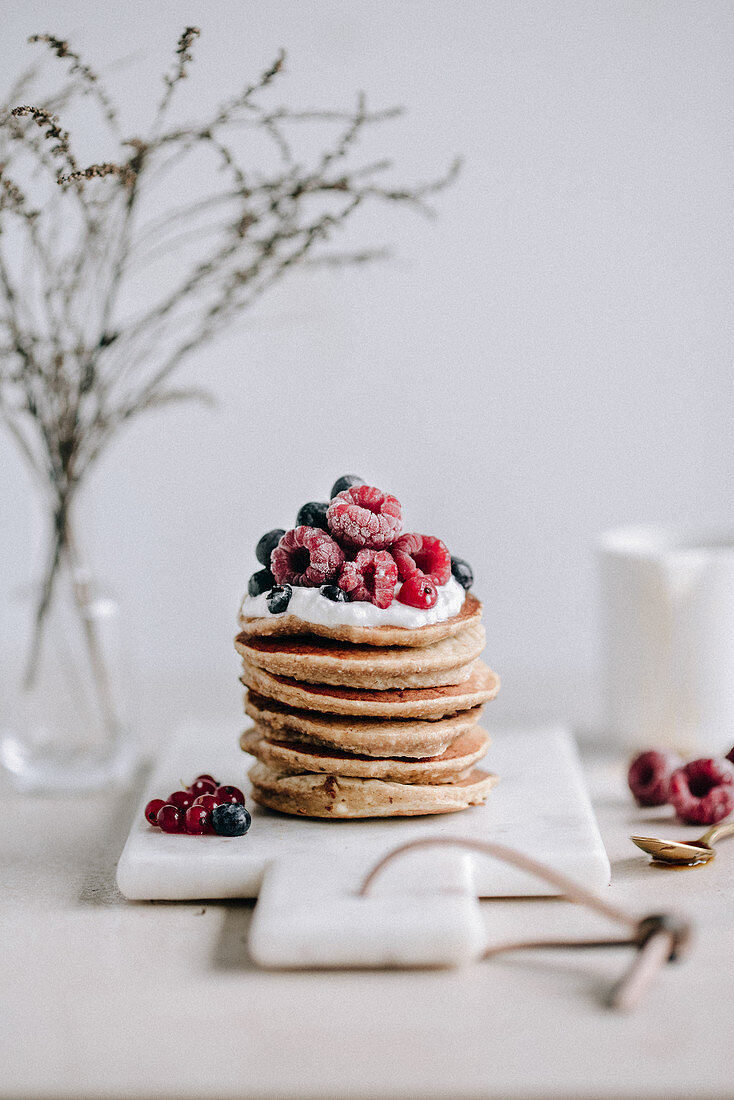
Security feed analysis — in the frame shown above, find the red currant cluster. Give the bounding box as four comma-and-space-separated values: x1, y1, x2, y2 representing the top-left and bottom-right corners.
144, 774, 251, 836
627, 746, 734, 825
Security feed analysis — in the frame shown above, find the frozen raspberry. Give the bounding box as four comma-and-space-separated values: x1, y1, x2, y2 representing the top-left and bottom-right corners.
627, 749, 683, 807
397, 573, 438, 609
338, 549, 398, 608
327, 485, 402, 549
668, 758, 734, 825
391, 533, 451, 585
271, 526, 345, 587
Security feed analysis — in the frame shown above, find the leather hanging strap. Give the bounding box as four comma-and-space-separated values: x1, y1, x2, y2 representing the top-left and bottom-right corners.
360, 837, 691, 1011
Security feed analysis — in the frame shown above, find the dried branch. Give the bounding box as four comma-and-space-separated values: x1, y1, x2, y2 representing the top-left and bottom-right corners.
0, 26, 460, 676
154, 26, 201, 132
28, 34, 119, 131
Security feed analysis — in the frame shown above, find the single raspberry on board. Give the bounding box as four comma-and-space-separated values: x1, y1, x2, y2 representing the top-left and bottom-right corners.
327, 485, 402, 549
627, 749, 683, 807
668, 758, 734, 825
338, 549, 398, 608
391, 533, 451, 585
271, 526, 345, 587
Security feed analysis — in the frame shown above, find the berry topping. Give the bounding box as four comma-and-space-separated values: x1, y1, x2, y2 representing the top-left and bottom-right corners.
256, 528, 286, 567
397, 573, 438, 609
211, 802, 252, 837
327, 485, 402, 549
248, 568, 274, 597
271, 526, 345, 587
391, 533, 451, 585
451, 556, 474, 591
192, 794, 219, 815
338, 549, 398, 609
144, 774, 245, 836
321, 584, 349, 602
188, 777, 217, 798
627, 750, 683, 807
215, 784, 245, 805
330, 474, 364, 498
668, 758, 734, 825
266, 584, 292, 614
168, 789, 195, 811
184, 805, 212, 835
295, 501, 330, 531
157, 804, 185, 833
144, 798, 166, 826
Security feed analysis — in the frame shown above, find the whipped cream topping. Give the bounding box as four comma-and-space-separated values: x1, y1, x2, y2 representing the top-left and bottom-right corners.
240, 575, 467, 629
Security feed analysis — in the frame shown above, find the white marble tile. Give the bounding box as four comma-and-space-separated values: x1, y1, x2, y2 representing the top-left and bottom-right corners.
116, 723, 610, 904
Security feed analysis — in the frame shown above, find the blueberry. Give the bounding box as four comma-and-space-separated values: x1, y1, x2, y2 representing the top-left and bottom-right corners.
248, 568, 275, 597
450, 556, 474, 590
296, 501, 330, 530
211, 802, 251, 837
256, 528, 285, 567
330, 475, 364, 498
321, 584, 348, 602
266, 584, 292, 614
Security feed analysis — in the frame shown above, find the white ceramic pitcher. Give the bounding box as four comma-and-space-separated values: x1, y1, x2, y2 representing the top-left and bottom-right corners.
598, 525, 734, 754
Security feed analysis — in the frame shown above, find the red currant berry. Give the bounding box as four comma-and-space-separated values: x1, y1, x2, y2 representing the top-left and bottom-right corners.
215, 784, 245, 805
192, 794, 219, 814
144, 798, 166, 826
184, 805, 212, 834
189, 778, 217, 798
193, 773, 218, 785
168, 789, 195, 811
397, 573, 438, 609
157, 804, 185, 833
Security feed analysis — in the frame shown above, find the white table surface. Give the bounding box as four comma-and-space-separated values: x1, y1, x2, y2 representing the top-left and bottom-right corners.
2, 726, 733, 1100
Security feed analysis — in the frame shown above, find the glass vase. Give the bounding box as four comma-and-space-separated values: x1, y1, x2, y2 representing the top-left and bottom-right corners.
0, 531, 134, 793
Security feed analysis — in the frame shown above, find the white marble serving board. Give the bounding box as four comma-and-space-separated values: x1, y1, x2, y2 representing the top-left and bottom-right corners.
116, 723, 610, 901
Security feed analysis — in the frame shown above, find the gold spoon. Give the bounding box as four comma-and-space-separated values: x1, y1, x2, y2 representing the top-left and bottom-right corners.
631, 820, 734, 865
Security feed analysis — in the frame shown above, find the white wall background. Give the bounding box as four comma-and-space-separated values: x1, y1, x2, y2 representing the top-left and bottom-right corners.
1, 0, 733, 745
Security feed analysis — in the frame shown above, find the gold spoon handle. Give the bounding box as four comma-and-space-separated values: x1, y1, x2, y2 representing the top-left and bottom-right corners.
701, 820, 734, 847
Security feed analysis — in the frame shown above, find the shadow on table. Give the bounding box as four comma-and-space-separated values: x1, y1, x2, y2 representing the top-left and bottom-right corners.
488, 950, 622, 1009
212, 901, 258, 970
78, 759, 150, 907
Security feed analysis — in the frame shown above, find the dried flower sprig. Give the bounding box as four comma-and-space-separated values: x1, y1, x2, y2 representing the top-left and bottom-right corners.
0, 28, 460, 684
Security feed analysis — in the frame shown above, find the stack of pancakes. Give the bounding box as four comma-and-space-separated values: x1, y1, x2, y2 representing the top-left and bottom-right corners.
235, 592, 501, 818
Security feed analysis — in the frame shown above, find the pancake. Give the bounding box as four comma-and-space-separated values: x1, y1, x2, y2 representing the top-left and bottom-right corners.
244, 692, 485, 757
248, 761, 499, 818
241, 724, 490, 783
238, 591, 482, 648
240, 660, 500, 719
234, 621, 485, 689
